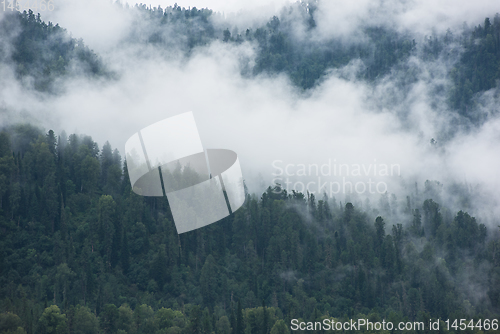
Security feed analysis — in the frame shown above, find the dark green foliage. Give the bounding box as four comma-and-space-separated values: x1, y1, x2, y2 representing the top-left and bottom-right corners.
101, 304, 119, 334
450, 15, 500, 119
246, 15, 416, 89
71, 305, 99, 334
187, 305, 202, 334
0, 122, 488, 333
0, 312, 24, 333
0, 3, 499, 333
0, 10, 108, 92
4, 126, 497, 332
236, 301, 244, 334
199, 255, 218, 308
36, 305, 67, 334
0, 4, 499, 327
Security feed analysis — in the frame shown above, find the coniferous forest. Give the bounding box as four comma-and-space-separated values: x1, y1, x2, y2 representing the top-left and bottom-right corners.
0, 2, 500, 334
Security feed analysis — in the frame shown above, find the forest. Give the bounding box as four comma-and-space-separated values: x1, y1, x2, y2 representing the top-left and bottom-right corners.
2, 6, 500, 127
0, 2, 500, 334
0, 125, 498, 333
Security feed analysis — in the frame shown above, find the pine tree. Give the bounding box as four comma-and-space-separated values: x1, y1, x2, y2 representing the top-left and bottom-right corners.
200, 255, 218, 307
375, 216, 385, 254
121, 229, 130, 274
151, 247, 168, 289
236, 301, 244, 334
262, 299, 268, 334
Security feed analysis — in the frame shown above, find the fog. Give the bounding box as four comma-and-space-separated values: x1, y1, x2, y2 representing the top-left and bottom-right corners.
1, 0, 499, 226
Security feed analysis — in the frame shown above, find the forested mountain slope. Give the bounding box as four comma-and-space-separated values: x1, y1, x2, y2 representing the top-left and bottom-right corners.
0, 126, 498, 333
0, 10, 108, 92
1, 6, 500, 125
0, 3, 500, 333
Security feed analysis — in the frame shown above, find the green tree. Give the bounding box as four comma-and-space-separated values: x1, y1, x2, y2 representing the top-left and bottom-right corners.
134, 304, 156, 334
150, 246, 168, 289
374, 216, 385, 254
187, 306, 202, 334
262, 300, 269, 334
235, 301, 244, 334
46, 130, 57, 157
215, 316, 231, 334
270, 319, 289, 334
55, 263, 75, 307
117, 304, 134, 333
98, 195, 116, 266
0, 312, 26, 334
37, 305, 67, 334
200, 255, 218, 307
121, 230, 130, 273
72, 305, 99, 334
80, 156, 100, 193
423, 199, 442, 238
0, 132, 14, 211
101, 304, 119, 334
